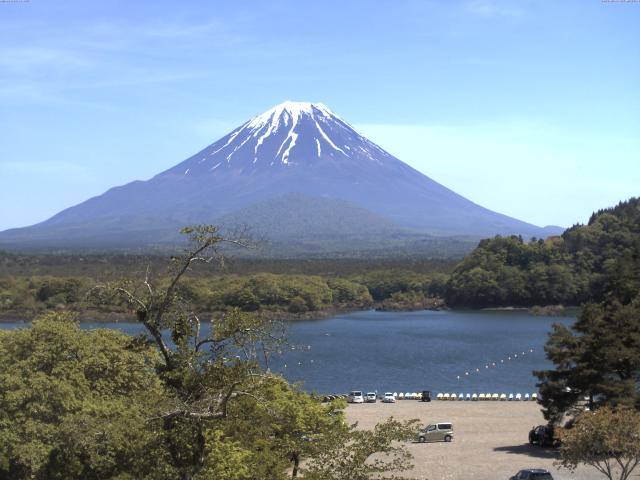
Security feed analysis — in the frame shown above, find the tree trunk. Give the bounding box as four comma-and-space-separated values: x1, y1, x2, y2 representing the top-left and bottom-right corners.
291, 452, 300, 479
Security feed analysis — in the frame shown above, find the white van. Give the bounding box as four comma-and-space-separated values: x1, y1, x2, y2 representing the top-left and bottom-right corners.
348, 391, 364, 403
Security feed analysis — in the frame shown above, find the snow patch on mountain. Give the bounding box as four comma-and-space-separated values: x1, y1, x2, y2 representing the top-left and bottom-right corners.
179, 100, 398, 174
246, 101, 336, 131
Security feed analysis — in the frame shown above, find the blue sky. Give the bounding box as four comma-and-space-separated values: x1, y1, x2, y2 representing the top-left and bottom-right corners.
1, 0, 638, 231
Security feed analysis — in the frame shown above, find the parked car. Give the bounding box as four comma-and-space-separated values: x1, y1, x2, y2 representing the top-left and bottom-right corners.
416, 422, 453, 443
421, 390, 432, 402
347, 391, 364, 403
509, 468, 554, 479
382, 392, 396, 403
529, 424, 558, 448
365, 392, 377, 403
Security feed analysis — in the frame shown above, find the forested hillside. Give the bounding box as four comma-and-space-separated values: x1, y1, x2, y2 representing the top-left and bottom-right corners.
1, 199, 638, 316
446, 198, 640, 307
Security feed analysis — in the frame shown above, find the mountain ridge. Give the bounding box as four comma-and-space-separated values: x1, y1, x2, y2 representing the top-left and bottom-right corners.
0, 101, 562, 253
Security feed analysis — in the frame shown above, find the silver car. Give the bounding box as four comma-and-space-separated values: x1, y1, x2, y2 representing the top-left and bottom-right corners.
416, 422, 454, 443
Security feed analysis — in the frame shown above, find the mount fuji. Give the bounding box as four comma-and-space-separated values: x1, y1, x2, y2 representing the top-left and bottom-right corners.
0, 101, 561, 254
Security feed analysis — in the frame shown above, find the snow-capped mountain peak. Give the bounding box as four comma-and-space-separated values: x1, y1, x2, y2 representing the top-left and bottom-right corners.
170, 101, 393, 174
245, 101, 336, 131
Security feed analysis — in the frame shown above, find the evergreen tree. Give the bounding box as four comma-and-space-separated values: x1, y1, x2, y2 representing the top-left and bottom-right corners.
536, 295, 640, 423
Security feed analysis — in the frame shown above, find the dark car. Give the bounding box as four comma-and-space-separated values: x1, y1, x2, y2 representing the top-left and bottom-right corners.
528, 424, 558, 448
509, 468, 554, 480
421, 390, 431, 402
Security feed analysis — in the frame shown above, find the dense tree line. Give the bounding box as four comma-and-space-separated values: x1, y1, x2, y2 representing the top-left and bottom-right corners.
446, 198, 640, 308
0, 250, 456, 278
2, 198, 638, 316
0, 271, 451, 318
0, 274, 373, 317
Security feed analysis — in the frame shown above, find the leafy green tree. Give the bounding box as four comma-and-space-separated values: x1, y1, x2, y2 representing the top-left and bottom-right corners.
302, 417, 418, 480
194, 430, 253, 480
558, 406, 640, 480
0, 312, 168, 479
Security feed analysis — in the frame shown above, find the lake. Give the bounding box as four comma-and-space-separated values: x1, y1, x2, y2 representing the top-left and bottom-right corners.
1, 309, 574, 395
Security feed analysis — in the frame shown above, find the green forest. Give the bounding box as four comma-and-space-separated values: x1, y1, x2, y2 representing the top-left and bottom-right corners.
0, 198, 638, 318
445, 198, 640, 308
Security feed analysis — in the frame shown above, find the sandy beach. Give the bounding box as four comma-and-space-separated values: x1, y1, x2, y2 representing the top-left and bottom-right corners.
345, 400, 602, 480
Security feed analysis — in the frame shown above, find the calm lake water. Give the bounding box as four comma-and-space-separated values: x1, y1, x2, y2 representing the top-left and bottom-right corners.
1, 309, 574, 395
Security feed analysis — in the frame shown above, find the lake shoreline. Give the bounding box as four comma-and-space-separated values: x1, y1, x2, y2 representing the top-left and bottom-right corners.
0, 303, 575, 324
0, 302, 452, 324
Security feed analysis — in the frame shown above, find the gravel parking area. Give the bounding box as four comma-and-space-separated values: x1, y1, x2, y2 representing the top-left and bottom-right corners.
345, 401, 603, 480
